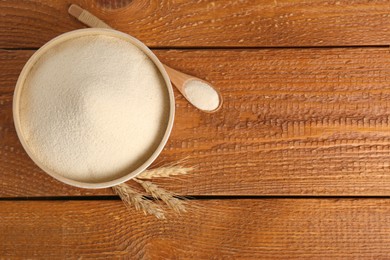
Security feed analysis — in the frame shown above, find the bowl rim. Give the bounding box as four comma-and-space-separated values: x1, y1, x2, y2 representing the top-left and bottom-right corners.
12, 28, 175, 189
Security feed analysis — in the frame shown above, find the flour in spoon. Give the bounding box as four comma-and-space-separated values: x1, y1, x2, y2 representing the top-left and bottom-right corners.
19, 35, 169, 183
184, 80, 220, 111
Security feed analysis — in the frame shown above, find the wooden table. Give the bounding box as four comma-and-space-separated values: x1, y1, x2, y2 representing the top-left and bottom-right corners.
2, 0, 390, 258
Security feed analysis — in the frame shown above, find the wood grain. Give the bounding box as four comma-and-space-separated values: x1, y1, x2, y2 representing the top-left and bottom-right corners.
2, 0, 390, 48
1, 199, 390, 258
3, 48, 390, 197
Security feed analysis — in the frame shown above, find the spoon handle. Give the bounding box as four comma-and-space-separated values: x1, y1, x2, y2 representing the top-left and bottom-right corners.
68, 5, 111, 29
162, 65, 191, 97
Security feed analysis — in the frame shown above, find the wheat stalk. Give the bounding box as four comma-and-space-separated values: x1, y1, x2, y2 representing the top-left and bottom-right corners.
112, 183, 165, 219
113, 161, 193, 219
137, 166, 193, 179
135, 178, 187, 214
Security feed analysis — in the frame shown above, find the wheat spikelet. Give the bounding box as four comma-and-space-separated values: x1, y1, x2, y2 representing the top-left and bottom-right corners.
137, 166, 193, 179
112, 183, 165, 219
135, 179, 187, 214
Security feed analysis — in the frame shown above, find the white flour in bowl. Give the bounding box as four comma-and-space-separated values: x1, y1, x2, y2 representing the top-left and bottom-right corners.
19, 35, 169, 183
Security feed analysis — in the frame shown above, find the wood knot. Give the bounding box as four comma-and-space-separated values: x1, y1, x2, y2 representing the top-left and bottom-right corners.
95, 0, 133, 9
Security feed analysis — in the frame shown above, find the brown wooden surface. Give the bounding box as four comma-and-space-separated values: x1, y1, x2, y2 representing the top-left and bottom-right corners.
3, 48, 390, 197
1, 199, 390, 258
3, 0, 390, 48
2, 0, 390, 258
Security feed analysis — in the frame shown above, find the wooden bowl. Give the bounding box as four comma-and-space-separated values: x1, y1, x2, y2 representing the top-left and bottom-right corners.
13, 28, 175, 189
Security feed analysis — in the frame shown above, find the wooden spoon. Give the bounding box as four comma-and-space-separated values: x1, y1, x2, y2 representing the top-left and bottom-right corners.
68, 4, 222, 113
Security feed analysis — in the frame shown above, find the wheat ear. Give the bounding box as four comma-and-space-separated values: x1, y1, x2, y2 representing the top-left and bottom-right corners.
112, 183, 165, 219
137, 166, 193, 179
135, 179, 187, 214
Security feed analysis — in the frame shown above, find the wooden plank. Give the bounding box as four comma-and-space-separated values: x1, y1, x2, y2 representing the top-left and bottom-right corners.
2, 0, 390, 48
1, 199, 389, 258
3, 48, 390, 197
